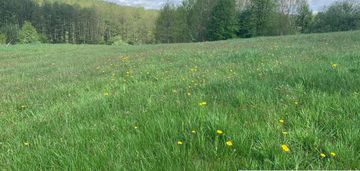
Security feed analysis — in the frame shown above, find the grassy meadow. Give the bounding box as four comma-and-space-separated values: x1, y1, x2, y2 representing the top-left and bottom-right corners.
1, 31, 360, 170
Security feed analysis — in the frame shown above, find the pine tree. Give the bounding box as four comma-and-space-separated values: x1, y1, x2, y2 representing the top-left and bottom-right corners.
207, 0, 238, 41
18, 21, 40, 44
238, 8, 253, 38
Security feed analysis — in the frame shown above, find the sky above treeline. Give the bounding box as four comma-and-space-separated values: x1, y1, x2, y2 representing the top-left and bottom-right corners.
107, 0, 350, 12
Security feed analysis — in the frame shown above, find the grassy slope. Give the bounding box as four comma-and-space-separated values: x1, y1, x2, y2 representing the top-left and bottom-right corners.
0, 31, 360, 170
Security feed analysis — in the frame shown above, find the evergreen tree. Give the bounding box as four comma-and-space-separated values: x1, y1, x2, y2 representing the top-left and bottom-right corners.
237, 8, 253, 38
208, 0, 238, 40
18, 21, 40, 44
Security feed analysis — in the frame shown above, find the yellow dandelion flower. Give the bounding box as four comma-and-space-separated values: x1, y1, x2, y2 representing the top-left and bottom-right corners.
104, 92, 110, 96
226, 140, 233, 147
330, 152, 336, 157
281, 144, 290, 152
191, 68, 197, 72
199, 101, 207, 107
279, 119, 285, 124
134, 126, 138, 129
121, 56, 129, 61
320, 153, 326, 158
177, 141, 183, 145
191, 130, 196, 134
216, 129, 224, 135
282, 131, 288, 135
332, 64, 337, 69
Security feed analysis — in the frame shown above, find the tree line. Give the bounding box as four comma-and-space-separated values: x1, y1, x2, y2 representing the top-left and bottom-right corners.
1, 0, 360, 45
155, 0, 360, 43
0, 0, 158, 45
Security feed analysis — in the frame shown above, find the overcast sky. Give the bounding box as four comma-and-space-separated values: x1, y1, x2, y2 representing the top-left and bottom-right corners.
107, 0, 346, 11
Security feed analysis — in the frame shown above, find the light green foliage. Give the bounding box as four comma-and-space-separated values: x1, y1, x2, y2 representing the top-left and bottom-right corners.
110, 36, 130, 46
2, 0, 158, 44
0, 34, 6, 44
155, 0, 220, 43
18, 21, 40, 44
1, 31, 360, 170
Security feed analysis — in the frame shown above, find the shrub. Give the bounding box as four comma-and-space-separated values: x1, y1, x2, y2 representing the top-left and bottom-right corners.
109, 36, 129, 46
38, 34, 48, 43
18, 21, 40, 44
0, 34, 6, 44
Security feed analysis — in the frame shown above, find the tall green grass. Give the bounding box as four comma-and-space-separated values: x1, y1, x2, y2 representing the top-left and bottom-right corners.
1, 31, 360, 170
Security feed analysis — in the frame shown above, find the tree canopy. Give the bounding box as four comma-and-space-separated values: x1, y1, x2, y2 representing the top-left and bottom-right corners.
155, 0, 360, 43
0, 0, 158, 44
1, 0, 360, 45
18, 21, 40, 44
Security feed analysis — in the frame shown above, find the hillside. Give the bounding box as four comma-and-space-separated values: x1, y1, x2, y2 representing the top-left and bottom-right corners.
1, 31, 360, 170
33, 0, 159, 44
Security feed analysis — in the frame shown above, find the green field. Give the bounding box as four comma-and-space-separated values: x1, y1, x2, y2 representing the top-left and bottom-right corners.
1, 31, 360, 170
